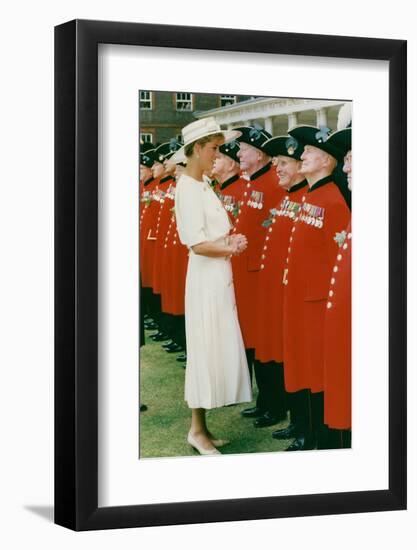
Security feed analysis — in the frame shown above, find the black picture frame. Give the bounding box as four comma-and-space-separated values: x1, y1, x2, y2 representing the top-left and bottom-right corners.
54, 19, 407, 531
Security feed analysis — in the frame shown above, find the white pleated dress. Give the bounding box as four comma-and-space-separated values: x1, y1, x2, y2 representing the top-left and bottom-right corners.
175, 175, 252, 409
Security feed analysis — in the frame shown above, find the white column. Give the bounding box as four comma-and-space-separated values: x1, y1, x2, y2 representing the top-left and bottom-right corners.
264, 116, 273, 135
316, 108, 328, 127
287, 112, 298, 130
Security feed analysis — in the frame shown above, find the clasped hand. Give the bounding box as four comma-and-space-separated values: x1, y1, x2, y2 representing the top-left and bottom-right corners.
229, 233, 248, 255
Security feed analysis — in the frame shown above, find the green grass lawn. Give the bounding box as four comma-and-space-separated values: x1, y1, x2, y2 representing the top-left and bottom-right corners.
139, 330, 292, 458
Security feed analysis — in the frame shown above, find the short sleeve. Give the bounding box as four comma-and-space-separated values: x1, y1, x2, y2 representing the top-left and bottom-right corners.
175, 176, 208, 248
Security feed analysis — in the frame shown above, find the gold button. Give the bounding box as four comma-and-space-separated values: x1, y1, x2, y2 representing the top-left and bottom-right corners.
343, 243, 348, 250
260, 264, 264, 269
288, 247, 291, 252
289, 237, 293, 243
266, 236, 270, 241
243, 192, 247, 197
330, 278, 335, 285
333, 266, 338, 273
173, 241, 176, 245
268, 228, 273, 233
272, 219, 276, 223
263, 246, 268, 251
247, 183, 251, 188
327, 302, 332, 309
236, 218, 240, 223
262, 254, 266, 259
337, 254, 342, 261
164, 245, 167, 248
329, 290, 334, 297
348, 232, 352, 239
302, 196, 306, 202
286, 258, 289, 263
292, 227, 296, 232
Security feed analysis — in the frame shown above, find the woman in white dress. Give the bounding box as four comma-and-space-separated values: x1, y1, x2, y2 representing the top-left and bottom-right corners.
172, 118, 252, 455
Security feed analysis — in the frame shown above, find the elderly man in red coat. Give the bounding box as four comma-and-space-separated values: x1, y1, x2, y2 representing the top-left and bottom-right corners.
282, 125, 350, 451
251, 135, 309, 437
211, 140, 246, 221
322, 127, 352, 448
231, 125, 285, 427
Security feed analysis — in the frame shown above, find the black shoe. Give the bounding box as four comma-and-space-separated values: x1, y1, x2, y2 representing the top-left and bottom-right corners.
162, 340, 174, 348
253, 411, 286, 428
240, 406, 264, 418
166, 343, 184, 353
285, 434, 316, 451
139, 404, 148, 412
176, 354, 187, 362
272, 423, 301, 440
144, 322, 158, 331
163, 342, 181, 351
150, 332, 170, 342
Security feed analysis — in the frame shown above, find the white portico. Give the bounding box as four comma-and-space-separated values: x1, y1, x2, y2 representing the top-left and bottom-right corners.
193, 97, 349, 135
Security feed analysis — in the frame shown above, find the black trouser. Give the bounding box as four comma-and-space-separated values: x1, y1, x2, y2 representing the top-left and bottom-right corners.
169, 314, 186, 350
254, 360, 288, 418
318, 426, 352, 449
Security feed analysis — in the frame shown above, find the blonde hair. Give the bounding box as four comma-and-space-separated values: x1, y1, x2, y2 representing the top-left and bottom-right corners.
184, 132, 224, 158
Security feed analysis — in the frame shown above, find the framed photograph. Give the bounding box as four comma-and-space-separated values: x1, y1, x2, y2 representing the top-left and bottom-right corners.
55, 19, 406, 530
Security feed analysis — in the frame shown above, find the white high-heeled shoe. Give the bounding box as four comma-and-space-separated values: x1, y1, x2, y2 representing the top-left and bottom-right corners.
187, 432, 221, 456
210, 438, 230, 448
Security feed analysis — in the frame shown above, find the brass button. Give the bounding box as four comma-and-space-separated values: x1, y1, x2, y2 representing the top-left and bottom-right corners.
327, 302, 332, 309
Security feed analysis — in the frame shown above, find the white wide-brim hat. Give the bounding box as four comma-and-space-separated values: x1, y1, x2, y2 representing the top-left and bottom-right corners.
170, 116, 241, 164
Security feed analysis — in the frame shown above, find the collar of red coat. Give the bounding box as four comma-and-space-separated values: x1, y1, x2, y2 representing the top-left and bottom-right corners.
220, 173, 240, 190
249, 161, 272, 181
288, 179, 308, 194
307, 174, 334, 193
159, 175, 175, 184
143, 176, 155, 187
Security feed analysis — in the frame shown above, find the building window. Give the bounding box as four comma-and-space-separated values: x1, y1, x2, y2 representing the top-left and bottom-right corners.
176, 92, 193, 111
140, 133, 153, 145
220, 95, 237, 107
140, 91, 153, 110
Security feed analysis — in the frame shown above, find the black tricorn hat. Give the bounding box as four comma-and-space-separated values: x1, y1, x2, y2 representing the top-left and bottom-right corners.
326, 128, 351, 157
140, 141, 154, 153
218, 140, 240, 163
288, 125, 345, 161
262, 135, 304, 161
154, 138, 183, 162
140, 149, 156, 167
234, 124, 272, 151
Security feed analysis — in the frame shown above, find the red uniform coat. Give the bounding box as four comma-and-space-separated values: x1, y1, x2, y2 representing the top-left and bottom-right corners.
283, 176, 350, 393
152, 176, 176, 294
323, 221, 352, 429
217, 174, 247, 224
140, 176, 161, 288
160, 217, 188, 315
254, 181, 307, 363
231, 164, 283, 348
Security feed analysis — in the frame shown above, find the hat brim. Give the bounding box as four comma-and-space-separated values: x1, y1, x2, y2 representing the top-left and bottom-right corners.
170, 129, 241, 165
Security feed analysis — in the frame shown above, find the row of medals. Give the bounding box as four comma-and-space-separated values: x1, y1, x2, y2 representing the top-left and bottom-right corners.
276, 199, 301, 220
222, 195, 238, 213
147, 184, 176, 204
299, 202, 325, 229
247, 191, 264, 210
